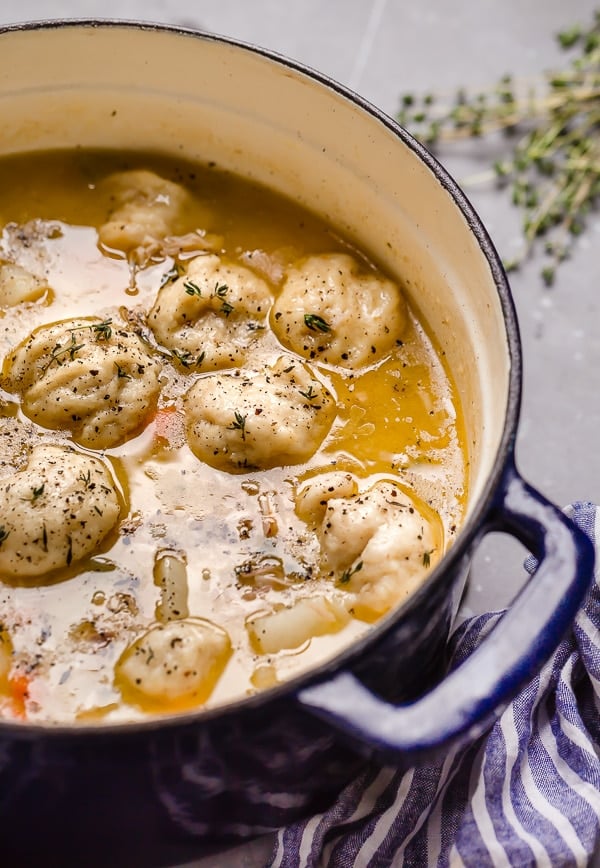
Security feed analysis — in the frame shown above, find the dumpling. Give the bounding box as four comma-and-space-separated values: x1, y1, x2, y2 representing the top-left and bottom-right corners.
271, 253, 407, 369
2, 316, 161, 449
184, 356, 336, 472
148, 253, 273, 372
302, 477, 441, 621
295, 471, 359, 522
115, 618, 231, 709
97, 169, 193, 257
0, 444, 121, 579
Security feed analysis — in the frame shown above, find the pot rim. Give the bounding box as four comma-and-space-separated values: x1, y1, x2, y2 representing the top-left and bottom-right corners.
0, 17, 522, 739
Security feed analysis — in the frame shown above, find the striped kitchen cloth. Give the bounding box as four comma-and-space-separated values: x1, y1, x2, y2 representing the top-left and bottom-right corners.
269, 502, 600, 867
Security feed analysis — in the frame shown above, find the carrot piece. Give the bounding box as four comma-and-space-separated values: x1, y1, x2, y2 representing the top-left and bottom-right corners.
8, 673, 29, 719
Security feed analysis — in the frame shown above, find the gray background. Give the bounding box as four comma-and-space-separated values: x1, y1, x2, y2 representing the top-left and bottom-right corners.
1, 1, 598, 864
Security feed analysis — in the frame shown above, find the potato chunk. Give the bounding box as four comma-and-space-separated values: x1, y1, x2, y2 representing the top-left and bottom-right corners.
0, 444, 120, 579
0, 262, 49, 306
184, 357, 336, 472
247, 597, 350, 654
97, 169, 193, 256
148, 253, 273, 372
272, 253, 407, 369
3, 317, 161, 449
115, 619, 231, 709
310, 478, 441, 621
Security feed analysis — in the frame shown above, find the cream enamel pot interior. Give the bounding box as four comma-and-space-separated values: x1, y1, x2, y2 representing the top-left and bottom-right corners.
0, 21, 593, 868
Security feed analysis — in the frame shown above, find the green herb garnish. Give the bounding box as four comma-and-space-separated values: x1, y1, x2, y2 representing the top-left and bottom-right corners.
227, 410, 247, 440
78, 470, 92, 489
114, 363, 132, 379
339, 560, 363, 584
299, 384, 318, 401
171, 348, 206, 368
184, 279, 203, 297
43, 333, 85, 371
90, 319, 113, 341
304, 313, 331, 333
68, 319, 113, 341
398, 10, 600, 284
31, 484, 45, 502
212, 282, 234, 317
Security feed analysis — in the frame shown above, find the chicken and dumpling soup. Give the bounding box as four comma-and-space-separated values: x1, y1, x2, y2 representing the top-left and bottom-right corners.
0, 151, 467, 722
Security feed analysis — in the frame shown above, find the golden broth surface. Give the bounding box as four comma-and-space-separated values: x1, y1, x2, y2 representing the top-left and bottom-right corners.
0, 151, 467, 723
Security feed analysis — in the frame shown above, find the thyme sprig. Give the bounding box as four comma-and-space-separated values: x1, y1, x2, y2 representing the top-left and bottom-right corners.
398, 11, 600, 285
171, 348, 206, 369
43, 332, 85, 371
184, 279, 234, 316
304, 313, 331, 333
68, 319, 113, 341
339, 560, 363, 585
213, 282, 234, 317
78, 469, 92, 489
299, 384, 318, 401
43, 319, 114, 372
114, 363, 132, 379
183, 279, 202, 298
227, 410, 247, 440
29, 484, 45, 503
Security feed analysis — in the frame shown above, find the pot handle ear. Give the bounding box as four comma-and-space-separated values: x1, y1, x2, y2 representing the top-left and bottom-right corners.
296, 466, 595, 764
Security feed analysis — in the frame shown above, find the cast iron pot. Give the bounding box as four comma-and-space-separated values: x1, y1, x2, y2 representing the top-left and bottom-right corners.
0, 21, 594, 868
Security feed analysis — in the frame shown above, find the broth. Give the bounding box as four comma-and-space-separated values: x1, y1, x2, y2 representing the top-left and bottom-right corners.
0, 150, 467, 722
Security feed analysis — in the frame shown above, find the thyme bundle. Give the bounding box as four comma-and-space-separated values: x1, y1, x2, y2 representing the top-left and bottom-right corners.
398, 11, 600, 285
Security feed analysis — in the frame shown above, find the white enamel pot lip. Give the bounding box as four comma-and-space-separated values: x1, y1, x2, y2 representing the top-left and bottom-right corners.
0, 18, 522, 738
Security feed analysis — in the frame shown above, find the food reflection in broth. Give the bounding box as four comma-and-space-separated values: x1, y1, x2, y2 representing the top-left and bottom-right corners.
0, 151, 467, 722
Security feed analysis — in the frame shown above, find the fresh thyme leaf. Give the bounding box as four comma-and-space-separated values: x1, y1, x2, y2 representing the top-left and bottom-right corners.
67, 319, 113, 341
0, 526, 10, 546
398, 9, 600, 284
422, 549, 433, 568
299, 384, 318, 401
31, 484, 45, 502
184, 279, 203, 297
227, 410, 247, 440
90, 319, 113, 341
43, 333, 85, 371
171, 348, 206, 368
340, 560, 363, 584
213, 282, 229, 299
78, 470, 92, 489
210, 282, 234, 316
304, 313, 331, 333
114, 363, 132, 379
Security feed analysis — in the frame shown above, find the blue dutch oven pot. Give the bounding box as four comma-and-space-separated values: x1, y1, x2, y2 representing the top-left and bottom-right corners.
0, 21, 593, 868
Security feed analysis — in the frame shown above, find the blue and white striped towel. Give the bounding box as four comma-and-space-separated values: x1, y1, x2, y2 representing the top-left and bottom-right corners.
269, 502, 600, 867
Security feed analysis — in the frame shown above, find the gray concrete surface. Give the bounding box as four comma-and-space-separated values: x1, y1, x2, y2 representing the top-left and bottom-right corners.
1, 1, 598, 864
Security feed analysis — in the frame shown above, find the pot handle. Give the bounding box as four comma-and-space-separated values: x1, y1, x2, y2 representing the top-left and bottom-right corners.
296, 464, 595, 764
